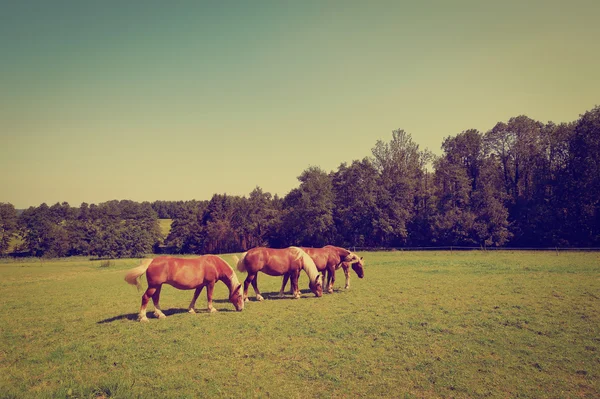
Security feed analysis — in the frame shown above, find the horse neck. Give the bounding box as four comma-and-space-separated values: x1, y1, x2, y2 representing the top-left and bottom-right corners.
337, 247, 351, 259
216, 264, 239, 293
328, 246, 348, 266
302, 258, 319, 282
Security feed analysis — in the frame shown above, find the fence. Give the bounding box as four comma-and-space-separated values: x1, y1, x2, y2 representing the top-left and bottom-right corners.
351, 246, 600, 253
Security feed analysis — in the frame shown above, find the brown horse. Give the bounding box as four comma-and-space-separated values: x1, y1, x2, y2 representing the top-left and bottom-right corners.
280, 245, 364, 294
124, 255, 244, 322
236, 246, 323, 301
324, 245, 364, 290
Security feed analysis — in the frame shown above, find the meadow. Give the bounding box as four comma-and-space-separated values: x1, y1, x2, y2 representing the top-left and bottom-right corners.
0, 251, 598, 398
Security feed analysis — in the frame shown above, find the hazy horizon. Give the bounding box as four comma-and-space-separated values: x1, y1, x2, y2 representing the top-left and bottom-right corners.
2, 1, 599, 209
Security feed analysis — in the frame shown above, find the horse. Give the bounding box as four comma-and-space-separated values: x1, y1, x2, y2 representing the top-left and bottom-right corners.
279, 245, 364, 294
324, 245, 364, 290
235, 246, 323, 301
124, 255, 244, 322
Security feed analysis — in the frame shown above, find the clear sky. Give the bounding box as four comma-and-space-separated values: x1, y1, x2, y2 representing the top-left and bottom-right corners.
1, 1, 599, 209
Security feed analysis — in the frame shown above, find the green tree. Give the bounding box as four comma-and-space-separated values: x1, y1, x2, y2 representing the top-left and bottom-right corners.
332, 159, 381, 247
0, 203, 18, 254
239, 187, 280, 249
484, 116, 545, 244
164, 204, 206, 254
202, 194, 240, 254
280, 166, 335, 246
432, 130, 510, 246
566, 106, 600, 246
19, 203, 71, 257
371, 129, 432, 246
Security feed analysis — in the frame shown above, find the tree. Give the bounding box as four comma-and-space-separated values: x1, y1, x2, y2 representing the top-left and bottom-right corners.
19, 203, 71, 257
0, 203, 18, 254
280, 166, 335, 246
484, 116, 544, 244
202, 194, 240, 254
241, 187, 279, 249
432, 130, 510, 246
371, 129, 432, 246
331, 159, 381, 247
164, 206, 205, 254
566, 106, 600, 246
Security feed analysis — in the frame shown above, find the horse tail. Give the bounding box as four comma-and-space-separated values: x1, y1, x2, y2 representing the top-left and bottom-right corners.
124, 258, 153, 291
235, 252, 248, 272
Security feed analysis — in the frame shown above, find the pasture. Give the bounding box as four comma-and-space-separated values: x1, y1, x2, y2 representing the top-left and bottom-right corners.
0, 251, 598, 398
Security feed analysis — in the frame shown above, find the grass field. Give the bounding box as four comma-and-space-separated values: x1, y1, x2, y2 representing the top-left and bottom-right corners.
0, 251, 598, 398
158, 219, 172, 239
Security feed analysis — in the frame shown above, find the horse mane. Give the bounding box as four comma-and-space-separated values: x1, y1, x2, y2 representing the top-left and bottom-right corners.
218, 256, 241, 286
124, 258, 153, 291
289, 246, 320, 283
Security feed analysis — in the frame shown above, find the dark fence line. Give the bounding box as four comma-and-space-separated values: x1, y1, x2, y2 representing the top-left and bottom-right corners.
350, 246, 600, 252
3, 246, 599, 260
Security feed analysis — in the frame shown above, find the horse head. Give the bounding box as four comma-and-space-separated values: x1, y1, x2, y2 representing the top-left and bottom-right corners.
309, 273, 323, 297
345, 253, 365, 278
229, 283, 244, 311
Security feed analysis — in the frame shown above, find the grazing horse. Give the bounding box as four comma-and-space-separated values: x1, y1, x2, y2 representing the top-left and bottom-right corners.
124, 255, 244, 322
280, 245, 364, 294
324, 245, 364, 290
236, 246, 323, 301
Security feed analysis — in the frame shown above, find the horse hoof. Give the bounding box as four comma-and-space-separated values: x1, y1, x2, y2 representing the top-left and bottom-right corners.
139, 316, 149, 323
327, 288, 334, 294
209, 307, 218, 313
188, 308, 196, 314
256, 295, 264, 301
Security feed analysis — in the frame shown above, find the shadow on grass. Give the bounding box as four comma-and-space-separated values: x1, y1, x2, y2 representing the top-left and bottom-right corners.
97, 307, 236, 324
244, 289, 325, 301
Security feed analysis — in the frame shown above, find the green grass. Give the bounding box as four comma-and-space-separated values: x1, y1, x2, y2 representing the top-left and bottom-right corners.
0, 251, 599, 398
7, 233, 24, 252
158, 219, 172, 238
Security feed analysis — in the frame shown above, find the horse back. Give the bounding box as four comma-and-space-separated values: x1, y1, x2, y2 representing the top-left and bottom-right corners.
244, 247, 302, 276
146, 256, 219, 289
301, 247, 332, 271
324, 245, 351, 261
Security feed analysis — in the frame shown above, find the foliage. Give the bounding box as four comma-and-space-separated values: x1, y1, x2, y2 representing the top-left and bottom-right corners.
17, 200, 161, 258
0, 202, 18, 254
278, 167, 335, 247
4, 105, 600, 255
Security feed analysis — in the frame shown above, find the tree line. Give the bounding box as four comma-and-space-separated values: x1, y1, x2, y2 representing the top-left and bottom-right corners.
1, 106, 598, 257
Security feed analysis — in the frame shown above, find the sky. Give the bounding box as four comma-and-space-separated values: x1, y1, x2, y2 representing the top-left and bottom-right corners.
1, 0, 599, 209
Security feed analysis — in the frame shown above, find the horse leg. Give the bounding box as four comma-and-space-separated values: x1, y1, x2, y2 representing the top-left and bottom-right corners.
323, 267, 335, 294
243, 274, 254, 302
151, 285, 167, 319
250, 274, 264, 301
206, 281, 217, 312
327, 267, 335, 293
138, 286, 157, 322
344, 265, 350, 289
291, 270, 301, 299
279, 273, 290, 297
188, 286, 204, 313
